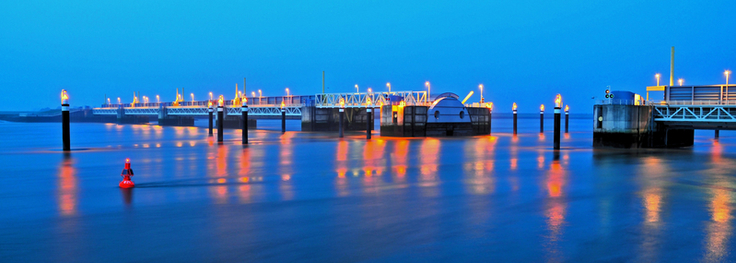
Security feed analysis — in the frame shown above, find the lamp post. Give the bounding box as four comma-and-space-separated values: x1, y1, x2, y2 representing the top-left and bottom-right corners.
61, 90, 70, 151
512, 103, 518, 135
209, 92, 213, 101
387, 82, 391, 94
554, 94, 562, 150
678, 78, 684, 86
339, 98, 345, 138
726, 70, 731, 102
540, 104, 544, 133
355, 84, 359, 94
655, 73, 661, 86
564, 105, 570, 133
242, 98, 248, 144
425, 81, 431, 101
190, 93, 194, 104
217, 95, 224, 143
479, 84, 484, 103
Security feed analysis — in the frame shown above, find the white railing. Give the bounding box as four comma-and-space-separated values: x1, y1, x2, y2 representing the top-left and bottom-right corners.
653, 105, 736, 122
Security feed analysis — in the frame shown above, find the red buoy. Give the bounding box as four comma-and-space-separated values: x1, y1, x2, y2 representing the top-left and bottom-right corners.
119, 158, 135, 188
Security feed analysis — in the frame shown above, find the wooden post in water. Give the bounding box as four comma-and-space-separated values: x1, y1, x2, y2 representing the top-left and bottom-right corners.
366, 108, 372, 140
512, 103, 518, 135
281, 108, 286, 133
208, 102, 214, 136
339, 108, 344, 138
540, 104, 545, 133
565, 105, 569, 133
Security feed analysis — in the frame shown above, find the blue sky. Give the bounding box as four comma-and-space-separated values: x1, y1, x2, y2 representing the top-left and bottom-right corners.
1, 0, 734, 112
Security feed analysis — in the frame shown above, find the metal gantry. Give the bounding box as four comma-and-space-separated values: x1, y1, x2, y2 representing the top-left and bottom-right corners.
653, 103, 736, 122
92, 105, 303, 117
315, 91, 428, 108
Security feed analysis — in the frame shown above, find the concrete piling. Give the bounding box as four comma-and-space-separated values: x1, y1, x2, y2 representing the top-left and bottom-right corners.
554, 95, 562, 150
61, 90, 70, 151
217, 98, 224, 143
715, 130, 720, 140
281, 108, 286, 133
512, 103, 518, 135
366, 108, 372, 140
339, 108, 344, 138
208, 103, 214, 136
565, 106, 569, 133
540, 105, 544, 133
242, 103, 248, 144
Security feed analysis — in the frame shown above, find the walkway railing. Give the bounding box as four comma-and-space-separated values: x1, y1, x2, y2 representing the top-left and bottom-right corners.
315, 91, 428, 108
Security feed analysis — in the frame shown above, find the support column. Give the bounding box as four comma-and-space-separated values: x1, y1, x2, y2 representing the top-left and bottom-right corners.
281, 108, 286, 133
61, 90, 70, 151
208, 105, 214, 136
366, 108, 372, 140
513, 108, 518, 135
217, 101, 224, 143
540, 109, 544, 133
242, 103, 248, 144
565, 108, 569, 133
339, 108, 344, 138
554, 104, 561, 150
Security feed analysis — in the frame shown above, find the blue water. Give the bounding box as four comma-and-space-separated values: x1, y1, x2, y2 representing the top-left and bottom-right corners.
1, 117, 735, 262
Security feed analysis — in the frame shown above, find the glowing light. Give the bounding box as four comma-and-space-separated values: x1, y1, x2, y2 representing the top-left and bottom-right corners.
251, 91, 256, 97
117, 97, 121, 104
156, 95, 160, 103
190, 93, 194, 102
218, 95, 224, 107
678, 78, 684, 86
540, 104, 545, 112
386, 82, 391, 93
399, 101, 406, 108
367, 88, 372, 93
486, 102, 493, 110
655, 73, 661, 86
209, 92, 213, 100
281, 101, 285, 109
107, 98, 111, 105
339, 98, 345, 108
512, 102, 517, 111
258, 89, 262, 97
366, 97, 372, 105
355, 84, 359, 93
60, 89, 69, 104
726, 70, 732, 76
565, 105, 569, 112
208, 101, 212, 108
555, 94, 562, 108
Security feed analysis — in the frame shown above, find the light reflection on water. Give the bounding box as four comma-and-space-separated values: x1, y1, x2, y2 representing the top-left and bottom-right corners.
2, 120, 736, 261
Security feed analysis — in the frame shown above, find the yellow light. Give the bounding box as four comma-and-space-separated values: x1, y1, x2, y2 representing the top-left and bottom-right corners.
399, 101, 406, 108
209, 92, 213, 100
425, 81, 430, 87
218, 95, 224, 107
678, 78, 684, 86
60, 89, 69, 104
339, 98, 345, 108
368, 88, 372, 93
281, 101, 285, 109
117, 97, 121, 104
366, 97, 372, 105
251, 91, 256, 97
208, 101, 212, 108
486, 102, 493, 110
190, 93, 194, 101
555, 94, 562, 108
565, 105, 569, 112
726, 70, 731, 76
512, 102, 517, 111
156, 95, 160, 103
540, 104, 545, 111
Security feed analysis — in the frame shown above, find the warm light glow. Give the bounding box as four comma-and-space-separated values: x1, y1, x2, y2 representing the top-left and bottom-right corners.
399, 101, 406, 108
366, 97, 372, 105
251, 91, 256, 97
281, 101, 285, 109
156, 95, 160, 103
540, 104, 545, 111
258, 89, 262, 97
190, 93, 194, 101
425, 81, 430, 87
209, 92, 213, 100
60, 89, 69, 104
655, 73, 661, 79
386, 82, 391, 93
208, 101, 212, 108
117, 97, 121, 104
512, 102, 517, 111
565, 105, 569, 112
486, 102, 493, 110
218, 95, 224, 107
355, 84, 359, 93
339, 98, 345, 108
678, 78, 684, 86
285, 87, 290, 96
555, 94, 562, 108
726, 70, 732, 76
367, 88, 372, 93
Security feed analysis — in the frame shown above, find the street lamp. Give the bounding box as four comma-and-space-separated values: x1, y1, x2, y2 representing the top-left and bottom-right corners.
479, 84, 484, 103
156, 95, 160, 103
285, 87, 290, 97
355, 84, 359, 94
727, 70, 732, 101
117, 97, 121, 104
678, 78, 684, 86
386, 82, 391, 94
209, 92, 213, 101
251, 91, 256, 98
425, 81, 431, 101
367, 88, 372, 93
258, 89, 262, 98
191, 93, 194, 102
655, 73, 661, 86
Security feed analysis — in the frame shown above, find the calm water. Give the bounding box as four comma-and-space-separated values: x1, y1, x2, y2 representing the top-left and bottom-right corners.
1, 116, 735, 262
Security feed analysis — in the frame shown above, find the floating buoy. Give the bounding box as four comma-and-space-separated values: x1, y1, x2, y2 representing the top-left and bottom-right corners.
119, 158, 135, 188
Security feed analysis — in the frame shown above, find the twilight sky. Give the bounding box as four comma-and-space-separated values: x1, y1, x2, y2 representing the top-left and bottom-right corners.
1, 0, 734, 112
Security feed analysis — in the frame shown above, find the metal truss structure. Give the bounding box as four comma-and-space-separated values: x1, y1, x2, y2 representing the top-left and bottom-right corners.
93, 105, 303, 117
653, 104, 736, 122
315, 91, 428, 108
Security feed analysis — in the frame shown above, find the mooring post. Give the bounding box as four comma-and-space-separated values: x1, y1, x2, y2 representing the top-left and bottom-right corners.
512, 103, 518, 135
281, 108, 286, 133
242, 100, 248, 144
565, 105, 569, 133
208, 102, 214, 136
540, 104, 545, 133
554, 94, 562, 150
217, 97, 224, 143
61, 90, 70, 151
366, 107, 372, 140
339, 108, 344, 138
715, 129, 720, 139
488, 105, 493, 135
